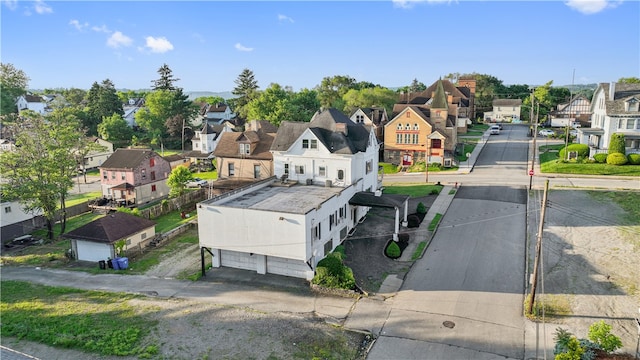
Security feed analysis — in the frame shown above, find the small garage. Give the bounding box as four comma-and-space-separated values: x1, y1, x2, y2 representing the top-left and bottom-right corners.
64, 212, 156, 263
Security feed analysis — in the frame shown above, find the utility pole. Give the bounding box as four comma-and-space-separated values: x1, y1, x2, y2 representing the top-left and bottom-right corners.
527, 179, 549, 315
529, 91, 537, 190
425, 136, 430, 183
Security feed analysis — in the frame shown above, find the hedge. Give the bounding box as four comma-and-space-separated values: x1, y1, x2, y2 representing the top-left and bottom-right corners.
628, 153, 640, 165
559, 144, 590, 160
593, 153, 608, 163
606, 152, 628, 165
608, 133, 626, 155
386, 241, 401, 258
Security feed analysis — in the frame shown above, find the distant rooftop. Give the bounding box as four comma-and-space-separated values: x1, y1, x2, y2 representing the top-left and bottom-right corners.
203, 183, 344, 214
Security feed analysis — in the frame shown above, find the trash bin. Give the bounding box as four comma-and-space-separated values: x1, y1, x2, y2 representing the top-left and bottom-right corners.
116, 257, 128, 270
107, 258, 114, 269
98, 260, 106, 270
111, 258, 121, 270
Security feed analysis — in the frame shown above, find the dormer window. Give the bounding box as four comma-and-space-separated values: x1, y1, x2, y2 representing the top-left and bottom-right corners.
626, 99, 639, 112
239, 143, 250, 155
396, 124, 402, 130
413, 123, 419, 130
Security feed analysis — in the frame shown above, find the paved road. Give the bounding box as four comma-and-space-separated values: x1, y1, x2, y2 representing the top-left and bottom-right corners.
368, 126, 530, 359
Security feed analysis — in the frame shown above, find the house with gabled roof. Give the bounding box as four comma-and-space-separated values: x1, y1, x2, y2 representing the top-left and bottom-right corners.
386, 79, 458, 167
579, 82, 640, 157
197, 108, 386, 279
550, 94, 591, 127
349, 107, 389, 144
80, 137, 114, 170
214, 121, 276, 180
183, 122, 233, 171
16, 94, 50, 115
64, 212, 156, 262
99, 148, 171, 205
485, 99, 523, 123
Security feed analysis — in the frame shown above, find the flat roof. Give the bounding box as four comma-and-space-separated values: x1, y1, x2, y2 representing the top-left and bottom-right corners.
209, 184, 345, 214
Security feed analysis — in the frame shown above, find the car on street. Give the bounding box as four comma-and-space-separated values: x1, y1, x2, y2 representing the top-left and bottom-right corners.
186, 177, 208, 188
539, 129, 555, 137
490, 125, 501, 135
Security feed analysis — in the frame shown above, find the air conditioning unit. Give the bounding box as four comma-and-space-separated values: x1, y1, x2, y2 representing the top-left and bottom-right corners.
306, 178, 313, 185
325, 180, 332, 187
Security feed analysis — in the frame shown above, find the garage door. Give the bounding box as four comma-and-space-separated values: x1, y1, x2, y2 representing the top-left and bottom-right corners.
77, 240, 112, 262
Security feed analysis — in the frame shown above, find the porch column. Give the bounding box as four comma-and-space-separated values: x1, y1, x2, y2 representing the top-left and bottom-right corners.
256, 254, 267, 274
402, 199, 408, 227
393, 207, 399, 242
211, 248, 221, 268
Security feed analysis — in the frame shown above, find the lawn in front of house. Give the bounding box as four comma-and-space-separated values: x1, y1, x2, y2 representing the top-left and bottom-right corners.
65, 191, 101, 207
539, 145, 640, 176
383, 183, 443, 197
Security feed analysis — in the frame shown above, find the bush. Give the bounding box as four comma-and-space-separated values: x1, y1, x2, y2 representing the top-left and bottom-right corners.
606, 152, 628, 165
417, 202, 427, 214
385, 241, 401, 258
628, 153, 640, 165
588, 320, 622, 353
312, 251, 355, 290
608, 133, 626, 155
593, 153, 607, 163
407, 214, 421, 228
558, 144, 589, 160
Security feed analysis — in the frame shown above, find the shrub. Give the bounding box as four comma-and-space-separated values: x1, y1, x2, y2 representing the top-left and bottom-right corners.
593, 153, 608, 163
588, 320, 622, 353
606, 152, 628, 165
417, 202, 427, 214
608, 133, 626, 155
429, 188, 440, 195
558, 144, 589, 160
407, 214, 420, 228
628, 153, 640, 165
312, 251, 355, 290
385, 241, 401, 258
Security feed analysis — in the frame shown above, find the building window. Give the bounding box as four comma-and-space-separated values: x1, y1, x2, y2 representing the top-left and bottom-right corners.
324, 239, 333, 256
337, 169, 344, 180
396, 134, 402, 144
366, 160, 372, 174
228, 163, 235, 176
310, 139, 317, 149
239, 143, 250, 154
141, 169, 146, 180
396, 124, 402, 130
432, 139, 442, 148
4, 206, 11, 213
103, 171, 107, 179
149, 158, 155, 167
111, 171, 116, 180
626, 119, 635, 130
413, 123, 418, 130
295, 165, 305, 174
284, 163, 289, 175
412, 134, 418, 144
121, 172, 125, 180
329, 214, 335, 230
151, 185, 156, 192
406, 111, 411, 118
150, 171, 156, 181
319, 166, 326, 177
253, 165, 260, 179
405, 123, 410, 130
404, 134, 410, 143
302, 139, 309, 148
618, 119, 624, 129
141, 233, 146, 240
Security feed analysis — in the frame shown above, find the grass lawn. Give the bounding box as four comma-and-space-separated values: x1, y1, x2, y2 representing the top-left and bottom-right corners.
153, 209, 197, 233
383, 183, 443, 197
0, 281, 159, 357
456, 143, 477, 162
428, 213, 443, 231
65, 191, 101, 207
192, 170, 217, 180
539, 147, 640, 176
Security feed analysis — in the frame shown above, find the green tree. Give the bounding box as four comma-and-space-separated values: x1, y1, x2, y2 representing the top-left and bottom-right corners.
135, 89, 174, 148
152, 63, 179, 91
231, 68, 259, 120
289, 88, 320, 121
342, 87, 397, 116
61, 88, 87, 107
84, 79, 124, 136
98, 113, 134, 143
608, 133, 626, 155
396, 78, 427, 94
316, 75, 356, 109
0, 110, 83, 239
167, 165, 193, 197
618, 77, 640, 84
588, 320, 622, 353
0, 63, 30, 116
193, 96, 226, 106
474, 74, 506, 116
246, 83, 293, 125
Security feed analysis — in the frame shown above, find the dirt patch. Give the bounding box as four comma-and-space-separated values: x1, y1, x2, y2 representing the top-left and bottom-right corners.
530, 189, 640, 356
144, 241, 202, 279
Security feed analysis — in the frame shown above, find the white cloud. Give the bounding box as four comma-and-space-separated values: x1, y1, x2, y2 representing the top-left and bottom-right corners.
144, 36, 174, 53
92, 25, 110, 33
69, 19, 88, 31
33, 0, 52, 14
278, 14, 294, 23
392, 0, 454, 9
2, 0, 18, 11
564, 0, 621, 14
235, 43, 253, 52
107, 31, 133, 48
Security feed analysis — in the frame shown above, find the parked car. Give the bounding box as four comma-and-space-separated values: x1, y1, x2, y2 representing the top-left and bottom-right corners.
539, 129, 555, 137
186, 177, 208, 188
490, 125, 501, 135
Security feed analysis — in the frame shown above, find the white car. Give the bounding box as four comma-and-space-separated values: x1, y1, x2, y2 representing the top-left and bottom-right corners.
490, 125, 500, 135
538, 129, 555, 137
186, 177, 208, 188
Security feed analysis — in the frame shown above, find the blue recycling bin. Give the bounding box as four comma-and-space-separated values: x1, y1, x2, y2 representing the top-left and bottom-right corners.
111, 258, 120, 270
116, 257, 128, 270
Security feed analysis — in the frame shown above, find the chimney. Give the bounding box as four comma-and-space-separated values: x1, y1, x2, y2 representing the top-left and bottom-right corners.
447, 93, 453, 104
609, 82, 616, 101
336, 123, 348, 136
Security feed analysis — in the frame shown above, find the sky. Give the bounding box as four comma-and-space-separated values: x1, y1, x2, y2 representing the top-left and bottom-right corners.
2, 0, 639, 93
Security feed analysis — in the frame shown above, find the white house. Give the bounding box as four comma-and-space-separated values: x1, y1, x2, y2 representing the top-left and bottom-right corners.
80, 137, 114, 170
16, 94, 49, 115
0, 200, 45, 241
183, 122, 234, 170
578, 82, 640, 157
197, 108, 387, 279
486, 99, 522, 123
202, 103, 235, 121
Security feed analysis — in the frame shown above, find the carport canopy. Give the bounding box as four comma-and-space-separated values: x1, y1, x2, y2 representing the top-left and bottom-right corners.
349, 191, 410, 241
